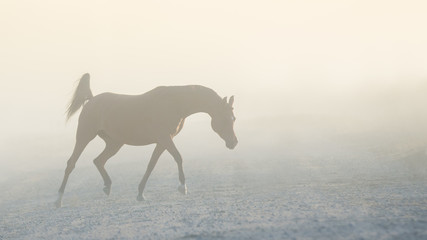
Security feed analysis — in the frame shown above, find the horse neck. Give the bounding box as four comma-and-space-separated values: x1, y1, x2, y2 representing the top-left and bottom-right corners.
179, 87, 222, 118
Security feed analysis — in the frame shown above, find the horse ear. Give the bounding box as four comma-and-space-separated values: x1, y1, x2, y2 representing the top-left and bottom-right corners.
222, 97, 227, 104
229, 95, 234, 107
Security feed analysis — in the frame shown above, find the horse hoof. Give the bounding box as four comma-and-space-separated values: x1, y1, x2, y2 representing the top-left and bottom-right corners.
55, 200, 62, 208
103, 186, 111, 196
55, 193, 63, 208
178, 184, 187, 195
137, 195, 145, 201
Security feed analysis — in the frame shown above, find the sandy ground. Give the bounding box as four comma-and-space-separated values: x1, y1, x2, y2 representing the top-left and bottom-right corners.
0, 151, 426, 240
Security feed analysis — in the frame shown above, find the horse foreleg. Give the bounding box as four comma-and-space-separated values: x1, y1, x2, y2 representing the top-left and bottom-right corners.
162, 137, 187, 195
93, 141, 123, 196
137, 144, 165, 201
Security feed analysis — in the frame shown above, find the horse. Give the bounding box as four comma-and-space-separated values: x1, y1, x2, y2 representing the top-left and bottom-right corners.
55, 73, 238, 207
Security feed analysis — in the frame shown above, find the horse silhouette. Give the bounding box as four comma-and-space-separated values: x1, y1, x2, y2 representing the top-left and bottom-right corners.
56, 73, 238, 207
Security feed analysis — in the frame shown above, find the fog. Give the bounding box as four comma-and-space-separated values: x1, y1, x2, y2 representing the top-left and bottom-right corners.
1, 0, 427, 183
2, 1, 427, 238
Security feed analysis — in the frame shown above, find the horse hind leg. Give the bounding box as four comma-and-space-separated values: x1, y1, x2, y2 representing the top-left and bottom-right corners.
93, 135, 123, 196
55, 130, 96, 208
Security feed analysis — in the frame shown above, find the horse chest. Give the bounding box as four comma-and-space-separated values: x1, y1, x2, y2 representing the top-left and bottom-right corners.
172, 118, 185, 136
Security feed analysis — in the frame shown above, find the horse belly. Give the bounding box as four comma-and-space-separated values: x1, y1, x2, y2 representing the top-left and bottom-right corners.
104, 119, 158, 146
123, 127, 157, 146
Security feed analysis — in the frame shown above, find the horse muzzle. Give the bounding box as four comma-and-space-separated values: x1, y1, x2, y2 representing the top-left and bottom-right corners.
226, 138, 238, 150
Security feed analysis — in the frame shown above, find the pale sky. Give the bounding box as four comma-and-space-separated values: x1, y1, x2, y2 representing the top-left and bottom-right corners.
1, 0, 427, 174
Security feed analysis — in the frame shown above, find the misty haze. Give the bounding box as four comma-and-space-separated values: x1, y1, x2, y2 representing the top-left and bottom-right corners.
1, 1, 426, 239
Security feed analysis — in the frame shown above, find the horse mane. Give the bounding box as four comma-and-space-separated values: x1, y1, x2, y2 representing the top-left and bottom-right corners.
191, 85, 222, 102
66, 73, 93, 121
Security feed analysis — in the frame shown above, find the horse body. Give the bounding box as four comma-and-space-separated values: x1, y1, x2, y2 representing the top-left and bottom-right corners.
81, 85, 220, 145
56, 74, 237, 207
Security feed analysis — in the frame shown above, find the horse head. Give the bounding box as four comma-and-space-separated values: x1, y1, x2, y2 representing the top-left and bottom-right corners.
211, 96, 238, 149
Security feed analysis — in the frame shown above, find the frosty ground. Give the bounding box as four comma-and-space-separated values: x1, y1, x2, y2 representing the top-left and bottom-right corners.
1, 149, 426, 240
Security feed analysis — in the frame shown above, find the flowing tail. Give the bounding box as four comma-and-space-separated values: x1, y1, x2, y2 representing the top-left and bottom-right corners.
66, 73, 93, 120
